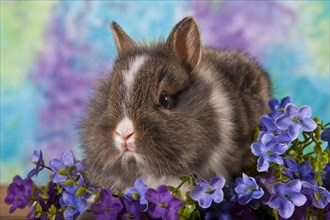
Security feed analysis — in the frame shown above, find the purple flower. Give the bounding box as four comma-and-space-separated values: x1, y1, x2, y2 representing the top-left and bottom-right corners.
27, 150, 44, 178
321, 128, 330, 148
323, 162, 330, 191
190, 176, 225, 209
119, 198, 143, 220
268, 96, 292, 119
251, 133, 288, 172
145, 185, 183, 220
301, 181, 330, 209
124, 178, 148, 212
268, 180, 307, 219
275, 103, 317, 140
284, 158, 316, 184
259, 115, 292, 143
5, 176, 33, 213
91, 188, 123, 220
49, 150, 85, 183
234, 173, 264, 205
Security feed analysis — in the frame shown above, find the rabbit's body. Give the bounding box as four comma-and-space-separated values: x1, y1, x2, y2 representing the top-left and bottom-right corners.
81, 17, 271, 192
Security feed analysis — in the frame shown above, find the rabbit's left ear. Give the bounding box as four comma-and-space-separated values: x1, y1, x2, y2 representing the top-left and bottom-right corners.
110, 22, 137, 55
166, 17, 202, 70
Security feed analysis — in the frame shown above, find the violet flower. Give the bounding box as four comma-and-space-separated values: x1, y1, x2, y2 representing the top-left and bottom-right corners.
49, 150, 85, 183
190, 176, 225, 209
124, 178, 148, 212
5, 176, 33, 213
234, 173, 264, 205
275, 103, 317, 140
267, 96, 292, 119
91, 188, 123, 220
323, 162, 330, 191
259, 115, 292, 143
251, 133, 288, 172
301, 181, 330, 209
284, 158, 316, 184
27, 150, 44, 178
268, 180, 307, 219
119, 198, 143, 220
145, 185, 183, 220
321, 128, 330, 148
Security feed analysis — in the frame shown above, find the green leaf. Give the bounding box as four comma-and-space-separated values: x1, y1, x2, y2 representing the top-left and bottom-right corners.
63, 179, 74, 186
94, 193, 99, 202
57, 168, 68, 175
35, 212, 42, 218
68, 165, 76, 173
36, 203, 42, 212
76, 188, 86, 196
50, 204, 56, 214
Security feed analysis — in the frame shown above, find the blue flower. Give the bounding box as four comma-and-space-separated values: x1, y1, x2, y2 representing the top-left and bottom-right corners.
267, 96, 292, 119
145, 185, 183, 220
27, 150, 44, 178
275, 103, 317, 140
49, 150, 85, 183
268, 180, 307, 219
234, 173, 264, 205
284, 158, 316, 184
259, 115, 292, 143
91, 188, 123, 220
321, 128, 330, 148
124, 178, 148, 212
301, 181, 330, 209
251, 133, 288, 172
190, 176, 225, 209
60, 190, 88, 220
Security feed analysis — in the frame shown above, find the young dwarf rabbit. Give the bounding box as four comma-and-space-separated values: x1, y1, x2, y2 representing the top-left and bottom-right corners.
81, 17, 272, 192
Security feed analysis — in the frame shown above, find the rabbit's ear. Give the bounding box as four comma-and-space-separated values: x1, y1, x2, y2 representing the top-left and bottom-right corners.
110, 22, 137, 55
166, 17, 202, 70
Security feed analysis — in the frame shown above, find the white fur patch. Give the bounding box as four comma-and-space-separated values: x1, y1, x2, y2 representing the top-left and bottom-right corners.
198, 64, 234, 179
124, 56, 146, 100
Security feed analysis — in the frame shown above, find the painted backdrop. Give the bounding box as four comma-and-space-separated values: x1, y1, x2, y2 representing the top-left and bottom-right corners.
1, 1, 329, 184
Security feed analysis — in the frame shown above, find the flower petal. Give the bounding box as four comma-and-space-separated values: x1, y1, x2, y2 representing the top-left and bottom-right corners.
301, 118, 317, 132
287, 179, 302, 192
261, 133, 276, 147
251, 142, 263, 156
238, 190, 253, 205
62, 150, 75, 166
190, 186, 205, 201
271, 182, 286, 195
298, 105, 312, 118
49, 159, 65, 171
288, 192, 306, 207
148, 203, 164, 219
285, 103, 298, 117
210, 176, 225, 188
278, 200, 294, 219
287, 124, 300, 140
257, 156, 269, 172
198, 195, 213, 209
275, 115, 291, 130
284, 158, 298, 172
145, 188, 159, 204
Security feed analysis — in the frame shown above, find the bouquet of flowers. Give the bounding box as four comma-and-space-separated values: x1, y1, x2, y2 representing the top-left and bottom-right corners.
5, 97, 330, 220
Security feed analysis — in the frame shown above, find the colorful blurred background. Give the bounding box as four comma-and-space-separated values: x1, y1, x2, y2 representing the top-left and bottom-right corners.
1, 1, 329, 184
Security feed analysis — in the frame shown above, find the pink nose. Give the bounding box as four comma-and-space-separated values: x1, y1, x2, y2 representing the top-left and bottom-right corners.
116, 131, 134, 141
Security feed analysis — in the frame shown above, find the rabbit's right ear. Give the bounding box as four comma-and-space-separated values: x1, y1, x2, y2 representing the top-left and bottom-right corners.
110, 22, 137, 55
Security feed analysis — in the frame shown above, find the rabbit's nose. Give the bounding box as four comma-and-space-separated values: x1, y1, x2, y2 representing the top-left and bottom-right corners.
116, 130, 134, 140
115, 117, 135, 139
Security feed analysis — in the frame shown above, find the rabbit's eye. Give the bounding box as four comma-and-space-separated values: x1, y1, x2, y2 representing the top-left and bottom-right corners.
159, 91, 170, 109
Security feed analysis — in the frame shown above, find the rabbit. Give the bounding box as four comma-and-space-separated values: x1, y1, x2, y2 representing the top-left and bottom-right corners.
80, 16, 272, 192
